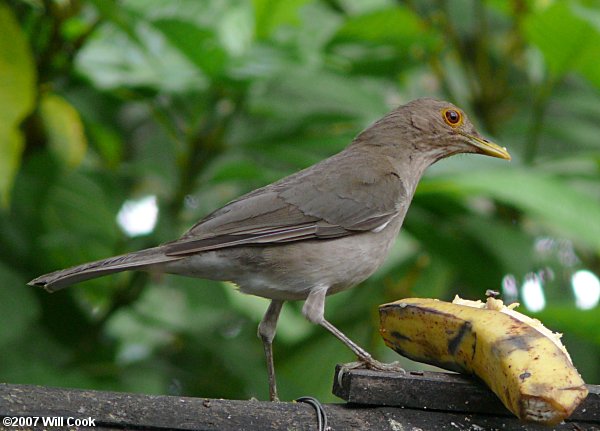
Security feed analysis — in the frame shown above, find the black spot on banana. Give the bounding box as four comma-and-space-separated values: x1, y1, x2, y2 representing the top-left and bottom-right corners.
379, 296, 588, 425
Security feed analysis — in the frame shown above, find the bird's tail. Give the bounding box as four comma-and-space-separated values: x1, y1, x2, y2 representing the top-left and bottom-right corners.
28, 246, 181, 293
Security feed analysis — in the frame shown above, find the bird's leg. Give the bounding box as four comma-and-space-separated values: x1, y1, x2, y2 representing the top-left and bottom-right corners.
303, 286, 403, 372
302, 287, 370, 358
258, 299, 284, 401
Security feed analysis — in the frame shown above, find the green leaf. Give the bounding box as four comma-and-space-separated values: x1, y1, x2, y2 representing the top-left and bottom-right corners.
88, 0, 145, 47
423, 168, 600, 252
328, 6, 438, 76
524, 2, 600, 85
252, 0, 312, 40
332, 6, 427, 45
249, 66, 388, 122
0, 4, 36, 206
571, 4, 600, 89
152, 19, 227, 78
39, 93, 88, 168
76, 22, 207, 92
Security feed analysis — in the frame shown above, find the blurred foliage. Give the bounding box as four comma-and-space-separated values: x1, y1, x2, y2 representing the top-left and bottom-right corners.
1, 0, 599, 402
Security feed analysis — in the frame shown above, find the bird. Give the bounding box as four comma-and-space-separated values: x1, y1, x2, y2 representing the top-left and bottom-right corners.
29, 98, 511, 401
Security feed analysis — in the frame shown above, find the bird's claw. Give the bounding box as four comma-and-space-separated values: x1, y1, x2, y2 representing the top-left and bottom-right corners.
367, 358, 405, 373
337, 357, 405, 388
341, 358, 405, 373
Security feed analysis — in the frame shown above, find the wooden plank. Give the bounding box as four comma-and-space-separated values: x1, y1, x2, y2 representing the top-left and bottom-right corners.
333, 367, 507, 413
0, 381, 597, 430
333, 366, 600, 423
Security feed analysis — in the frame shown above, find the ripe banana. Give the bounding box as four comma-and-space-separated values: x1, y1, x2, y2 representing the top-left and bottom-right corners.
379, 296, 588, 425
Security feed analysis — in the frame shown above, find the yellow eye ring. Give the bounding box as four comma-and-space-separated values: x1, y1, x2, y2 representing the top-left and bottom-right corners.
442, 108, 463, 127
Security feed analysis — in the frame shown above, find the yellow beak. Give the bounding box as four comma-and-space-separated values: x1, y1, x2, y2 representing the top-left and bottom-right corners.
461, 133, 511, 160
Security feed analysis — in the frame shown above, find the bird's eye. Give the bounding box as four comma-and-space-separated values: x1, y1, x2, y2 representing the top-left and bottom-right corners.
443, 109, 462, 127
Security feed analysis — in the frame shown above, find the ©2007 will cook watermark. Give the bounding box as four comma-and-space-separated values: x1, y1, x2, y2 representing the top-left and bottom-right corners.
3, 416, 97, 428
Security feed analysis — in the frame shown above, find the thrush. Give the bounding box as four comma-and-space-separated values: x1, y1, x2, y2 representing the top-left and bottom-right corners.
29, 98, 510, 400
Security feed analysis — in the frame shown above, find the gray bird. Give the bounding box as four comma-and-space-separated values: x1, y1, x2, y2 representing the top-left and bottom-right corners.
29, 98, 510, 401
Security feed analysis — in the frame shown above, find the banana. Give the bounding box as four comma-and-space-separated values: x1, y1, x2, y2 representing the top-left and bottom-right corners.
379, 296, 588, 425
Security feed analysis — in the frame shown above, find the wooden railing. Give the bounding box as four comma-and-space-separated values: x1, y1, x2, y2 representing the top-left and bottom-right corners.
1, 369, 597, 430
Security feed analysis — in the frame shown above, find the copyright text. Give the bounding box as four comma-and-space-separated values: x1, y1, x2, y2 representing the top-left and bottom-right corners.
3, 416, 96, 427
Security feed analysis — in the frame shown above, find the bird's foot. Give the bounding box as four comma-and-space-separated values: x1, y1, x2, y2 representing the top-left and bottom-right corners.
341, 356, 405, 373
337, 357, 404, 389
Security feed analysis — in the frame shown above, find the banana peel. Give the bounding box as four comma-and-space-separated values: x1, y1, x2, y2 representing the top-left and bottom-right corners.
379, 296, 588, 425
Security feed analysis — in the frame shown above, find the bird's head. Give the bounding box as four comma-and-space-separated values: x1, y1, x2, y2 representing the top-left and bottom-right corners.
356, 98, 511, 163
407, 98, 510, 161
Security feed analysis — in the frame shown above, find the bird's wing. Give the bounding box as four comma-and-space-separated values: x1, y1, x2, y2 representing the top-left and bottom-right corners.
164, 151, 408, 256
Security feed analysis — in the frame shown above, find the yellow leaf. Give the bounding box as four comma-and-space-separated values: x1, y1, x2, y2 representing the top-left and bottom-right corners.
0, 4, 36, 206
39, 93, 88, 167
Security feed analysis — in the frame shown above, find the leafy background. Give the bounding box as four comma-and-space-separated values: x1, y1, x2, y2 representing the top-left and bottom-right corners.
1, 0, 599, 402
